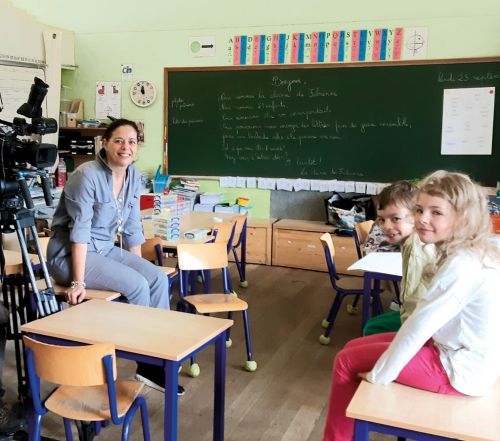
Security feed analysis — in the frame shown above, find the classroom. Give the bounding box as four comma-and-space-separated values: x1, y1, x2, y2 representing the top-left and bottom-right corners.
0, 1, 500, 441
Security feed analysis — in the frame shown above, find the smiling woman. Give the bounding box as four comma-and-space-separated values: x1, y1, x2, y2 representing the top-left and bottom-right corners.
46, 118, 169, 310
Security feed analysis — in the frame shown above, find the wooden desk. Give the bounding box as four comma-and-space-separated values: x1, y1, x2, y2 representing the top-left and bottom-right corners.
347, 380, 500, 441
348, 253, 402, 332
21, 299, 233, 441
144, 211, 276, 265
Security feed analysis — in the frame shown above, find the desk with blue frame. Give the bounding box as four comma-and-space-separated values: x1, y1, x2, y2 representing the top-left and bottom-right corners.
21, 299, 233, 441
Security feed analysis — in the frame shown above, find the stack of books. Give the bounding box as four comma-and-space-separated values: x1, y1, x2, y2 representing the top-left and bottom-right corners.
169, 186, 198, 210
199, 192, 223, 205
193, 203, 215, 212
153, 194, 191, 217
180, 178, 200, 192
152, 214, 180, 241
214, 203, 240, 214
193, 192, 224, 212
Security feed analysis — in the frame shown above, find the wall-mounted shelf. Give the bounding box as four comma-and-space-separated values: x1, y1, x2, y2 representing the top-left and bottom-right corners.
59, 127, 106, 137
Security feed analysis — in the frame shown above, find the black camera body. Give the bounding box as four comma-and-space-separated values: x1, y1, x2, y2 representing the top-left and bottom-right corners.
0, 77, 58, 210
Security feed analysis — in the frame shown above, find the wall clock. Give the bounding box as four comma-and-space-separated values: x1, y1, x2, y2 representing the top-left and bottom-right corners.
130, 80, 156, 107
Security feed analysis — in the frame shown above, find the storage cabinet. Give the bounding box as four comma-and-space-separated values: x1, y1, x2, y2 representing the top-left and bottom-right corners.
245, 218, 275, 265
227, 218, 275, 265
272, 219, 358, 273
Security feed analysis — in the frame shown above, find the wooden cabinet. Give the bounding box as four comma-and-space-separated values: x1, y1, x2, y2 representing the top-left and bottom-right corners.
228, 218, 275, 265
245, 218, 275, 265
272, 219, 358, 273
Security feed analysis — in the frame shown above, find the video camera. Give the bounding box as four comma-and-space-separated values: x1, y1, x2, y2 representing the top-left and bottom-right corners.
0, 77, 58, 211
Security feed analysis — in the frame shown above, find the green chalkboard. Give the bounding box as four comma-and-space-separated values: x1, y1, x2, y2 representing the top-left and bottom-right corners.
165, 58, 500, 185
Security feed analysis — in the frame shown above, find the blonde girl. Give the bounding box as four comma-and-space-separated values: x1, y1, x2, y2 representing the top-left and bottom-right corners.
322, 170, 500, 441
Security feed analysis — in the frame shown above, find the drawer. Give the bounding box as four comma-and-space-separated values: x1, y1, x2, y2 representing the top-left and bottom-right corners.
272, 229, 359, 273
272, 229, 326, 271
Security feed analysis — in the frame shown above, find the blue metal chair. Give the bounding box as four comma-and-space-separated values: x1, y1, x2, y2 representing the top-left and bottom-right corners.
229, 213, 249, 288
141, 237, 179, 293
351, 221, 401, 314
318, 233, 381, 345
177, 242, 257, 376
347, 220, 375, 314
23, 336, 151, 441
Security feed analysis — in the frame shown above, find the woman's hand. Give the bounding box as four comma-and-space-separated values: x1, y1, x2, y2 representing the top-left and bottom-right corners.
66, 285, 86, 305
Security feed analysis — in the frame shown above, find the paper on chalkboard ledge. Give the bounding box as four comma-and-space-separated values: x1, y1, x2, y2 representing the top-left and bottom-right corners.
310, 180, 322, 191
365, 183, 378, 195
344, 181, 355, 192
220, 176, 236, 188
333, 181, 346, 192
258, 178, 276, 190
293, 179, 311, 191
355, 182, 367, 193
277, 178, 294, 191
246, 177, 257, 188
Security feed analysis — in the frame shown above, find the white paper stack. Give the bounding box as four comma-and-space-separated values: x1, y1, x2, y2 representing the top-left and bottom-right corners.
199, 192, 223, 205
193, 203, 215, 212
214, 204, 240, 214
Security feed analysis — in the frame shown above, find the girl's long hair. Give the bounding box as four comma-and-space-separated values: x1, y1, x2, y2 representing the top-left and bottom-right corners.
418, 170, 500, 267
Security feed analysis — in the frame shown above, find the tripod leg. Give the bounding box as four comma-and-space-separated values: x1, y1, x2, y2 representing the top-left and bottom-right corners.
13, 212, 58, 316
26, 225, 58, 313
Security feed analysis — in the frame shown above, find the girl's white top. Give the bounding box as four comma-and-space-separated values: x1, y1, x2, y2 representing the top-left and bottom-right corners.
367, 246, 500, 396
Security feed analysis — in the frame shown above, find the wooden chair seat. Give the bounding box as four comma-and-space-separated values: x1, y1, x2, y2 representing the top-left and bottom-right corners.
177, 242, 256, 372
46, 380, 144, 421
347, 380, 500, 441
24, 336, 151, 441
185, 293, 248, 314
35, 279, 122, 301
160, 267, 177, 277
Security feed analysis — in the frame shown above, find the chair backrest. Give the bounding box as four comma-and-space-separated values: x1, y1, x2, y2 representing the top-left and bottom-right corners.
354, 220, 375, 258
319, 233, 341, 288
319, 232, 336, 258
3, 233, 50, 257
141, 237, 163, 265
2, 232, 21, 252
23, 336, 116, 386
230, 213, 248, 247
212, 221, 236, 253
38, 236, 50, 257
177, 242, 228, 271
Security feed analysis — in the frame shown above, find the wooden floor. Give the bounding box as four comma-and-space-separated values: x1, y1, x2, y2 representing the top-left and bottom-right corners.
3, 263, 374, 441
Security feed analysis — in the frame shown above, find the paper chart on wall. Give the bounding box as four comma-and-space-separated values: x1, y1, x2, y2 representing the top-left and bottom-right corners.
441, 87, 495, 155
95, 81, 121, 119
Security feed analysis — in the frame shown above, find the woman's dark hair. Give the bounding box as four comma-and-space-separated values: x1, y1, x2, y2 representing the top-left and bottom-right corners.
102, 119, 139, 141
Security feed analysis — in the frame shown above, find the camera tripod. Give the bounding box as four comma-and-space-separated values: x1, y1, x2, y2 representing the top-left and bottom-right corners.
1, 207, 98, 441
1, 206, 59, 396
